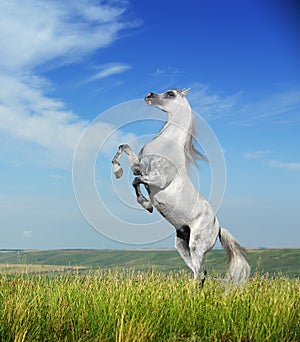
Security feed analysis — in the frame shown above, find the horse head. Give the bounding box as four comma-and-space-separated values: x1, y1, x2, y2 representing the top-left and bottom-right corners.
145, 88, 191, 113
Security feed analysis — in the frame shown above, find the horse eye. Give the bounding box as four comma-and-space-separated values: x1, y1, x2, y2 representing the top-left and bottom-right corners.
166, 91, 176, 98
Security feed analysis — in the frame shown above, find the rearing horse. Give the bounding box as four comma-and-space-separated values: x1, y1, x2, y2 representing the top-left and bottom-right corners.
112, 88, 250, 286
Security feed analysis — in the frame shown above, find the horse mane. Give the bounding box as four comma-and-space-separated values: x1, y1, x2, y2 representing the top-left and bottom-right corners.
184, 115, 207, 167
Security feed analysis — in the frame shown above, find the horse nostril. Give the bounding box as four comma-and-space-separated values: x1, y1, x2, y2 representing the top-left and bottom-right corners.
146, 92, 153, 98
145, 92, 157, 105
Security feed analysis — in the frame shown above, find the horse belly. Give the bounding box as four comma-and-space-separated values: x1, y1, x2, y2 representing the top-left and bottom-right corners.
151, 179, 201, 227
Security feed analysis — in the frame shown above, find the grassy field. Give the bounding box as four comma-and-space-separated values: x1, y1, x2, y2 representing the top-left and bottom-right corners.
0, 249, 299, 341
0, 248, 299, 277
0, 270, 299, 341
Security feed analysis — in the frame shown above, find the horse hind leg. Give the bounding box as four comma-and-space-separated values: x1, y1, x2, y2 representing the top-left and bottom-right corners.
189, 233, 211, 288
190, 246, 207, 288
175, 225, 207, 287
175, 225, 194, 272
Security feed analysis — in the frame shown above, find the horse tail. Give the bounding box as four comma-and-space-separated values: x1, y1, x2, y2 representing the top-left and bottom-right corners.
219, 227, 250, 284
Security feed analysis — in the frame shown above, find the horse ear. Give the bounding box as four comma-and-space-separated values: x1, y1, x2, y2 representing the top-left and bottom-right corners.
180, 88, 191, 96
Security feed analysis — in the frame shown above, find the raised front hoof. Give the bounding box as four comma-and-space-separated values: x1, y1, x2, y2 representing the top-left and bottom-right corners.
137, 197, 153, 213
113, 163, 123, 178
142, 200, 153, 213
145, 203, 153, 213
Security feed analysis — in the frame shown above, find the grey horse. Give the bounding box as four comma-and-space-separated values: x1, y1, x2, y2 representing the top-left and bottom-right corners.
112, 88, 250, 286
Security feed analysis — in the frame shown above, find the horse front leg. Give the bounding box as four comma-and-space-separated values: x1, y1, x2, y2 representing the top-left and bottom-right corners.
112, 144, 140, 178
132, 177, 153, 213
112, 145, 153, 212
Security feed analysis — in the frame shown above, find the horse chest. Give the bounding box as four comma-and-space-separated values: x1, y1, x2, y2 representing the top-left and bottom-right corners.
140, 135, 183, 156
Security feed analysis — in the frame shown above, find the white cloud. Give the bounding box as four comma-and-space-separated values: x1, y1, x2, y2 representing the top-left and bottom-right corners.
243, 150, 272, 160
0, 0, 131, 71
187, 83, 300, 126
23, 230, 33, 238
0, 73, 88, 162
268, 160, 300, 171
0, 0, 138, 167
87, 63, 131, 82
187, 83, 242, 120
49, 174, 65, 180
228, 89, 300, 126
73, 120, 137, 163
155, 66, 180, 77
0, 73, 136, 167
72, 1, 126, 23
242, 151, 300, 171
248, 90, 300, 121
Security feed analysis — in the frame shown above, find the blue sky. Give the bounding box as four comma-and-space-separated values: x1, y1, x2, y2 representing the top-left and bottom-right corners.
0, 0, 299, 249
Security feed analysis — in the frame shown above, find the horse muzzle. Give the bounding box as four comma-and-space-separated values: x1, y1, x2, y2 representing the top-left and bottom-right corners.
145, 92, 157, 106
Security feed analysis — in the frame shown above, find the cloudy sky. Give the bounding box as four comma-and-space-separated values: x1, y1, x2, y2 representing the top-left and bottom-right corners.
0, 0, 299, 249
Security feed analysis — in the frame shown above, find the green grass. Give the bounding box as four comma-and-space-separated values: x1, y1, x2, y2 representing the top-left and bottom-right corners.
0, 270, 299, 341
0, 249, 299, 277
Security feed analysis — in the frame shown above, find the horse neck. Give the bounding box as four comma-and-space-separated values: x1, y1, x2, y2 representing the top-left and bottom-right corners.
159, 106, 193, 144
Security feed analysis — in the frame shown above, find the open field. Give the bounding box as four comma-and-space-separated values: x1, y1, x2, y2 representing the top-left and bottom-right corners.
0, 248, 299, 277
0, 270, 299, 341
0, 249, 299, 341
0, 263, 88, 275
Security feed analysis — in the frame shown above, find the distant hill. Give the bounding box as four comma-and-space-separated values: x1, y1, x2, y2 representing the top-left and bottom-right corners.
0, 249, 299, 277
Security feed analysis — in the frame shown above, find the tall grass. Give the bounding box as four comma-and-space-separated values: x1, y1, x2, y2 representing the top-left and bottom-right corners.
0, 270, 299, 341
